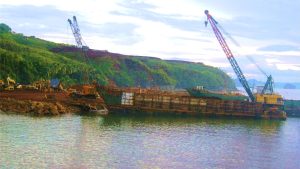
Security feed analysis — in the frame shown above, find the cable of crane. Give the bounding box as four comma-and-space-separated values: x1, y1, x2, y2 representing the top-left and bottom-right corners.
212, 18, 269, 78
216, 23, 240, 47
245, 55, 268, 77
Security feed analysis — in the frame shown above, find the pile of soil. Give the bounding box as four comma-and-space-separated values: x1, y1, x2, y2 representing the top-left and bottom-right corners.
0, 98, 80, 116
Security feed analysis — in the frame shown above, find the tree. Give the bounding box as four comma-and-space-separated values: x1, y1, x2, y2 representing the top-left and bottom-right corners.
0, 23, 12, 33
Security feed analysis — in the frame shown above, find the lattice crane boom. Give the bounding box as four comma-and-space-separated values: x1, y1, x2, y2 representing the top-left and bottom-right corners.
68, 16, 85, 48
204, 10, 255, 102
68, 16, 90, 84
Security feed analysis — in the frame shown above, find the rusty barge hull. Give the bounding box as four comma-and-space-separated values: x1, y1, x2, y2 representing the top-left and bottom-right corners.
97, 86, 286, 120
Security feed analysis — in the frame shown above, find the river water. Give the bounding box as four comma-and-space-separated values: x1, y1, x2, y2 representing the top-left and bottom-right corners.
1, 114, 300, 169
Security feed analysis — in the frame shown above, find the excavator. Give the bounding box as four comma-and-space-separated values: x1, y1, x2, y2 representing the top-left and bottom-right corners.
204, 10, 284, 111
4, 76, 16, 91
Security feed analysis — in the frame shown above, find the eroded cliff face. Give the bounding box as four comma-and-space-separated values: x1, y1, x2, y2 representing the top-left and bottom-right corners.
0, 98, 81, 116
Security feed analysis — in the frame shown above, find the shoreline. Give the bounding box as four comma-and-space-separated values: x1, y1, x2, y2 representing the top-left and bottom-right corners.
1, 92, 298, 118
0, 98, 81, 116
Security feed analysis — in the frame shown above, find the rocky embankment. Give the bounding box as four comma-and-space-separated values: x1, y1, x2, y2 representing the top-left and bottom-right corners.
0, 98, 80, 116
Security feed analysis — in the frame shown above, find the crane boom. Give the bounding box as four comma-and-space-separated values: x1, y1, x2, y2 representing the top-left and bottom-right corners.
261, 75, 274, 94
204, 10, 255, 102
68, 16, 90, 83
68, 16, 85, 48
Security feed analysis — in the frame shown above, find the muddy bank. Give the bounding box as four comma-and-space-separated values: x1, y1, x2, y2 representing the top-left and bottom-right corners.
0, 98, 81, 116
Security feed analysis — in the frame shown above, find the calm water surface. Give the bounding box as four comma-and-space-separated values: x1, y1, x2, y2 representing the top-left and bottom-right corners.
1, 114, 300, 169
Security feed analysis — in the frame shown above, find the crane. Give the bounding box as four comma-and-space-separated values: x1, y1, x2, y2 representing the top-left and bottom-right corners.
261, 75, 274, 94
210, 18, 275, 95
68, 16, 90, 83
68, 16, 99, 99
212, 23, 274, 95
204, 10, 255, 102
204, 10, 283, 106
246, 55, 274, 94
68, 16, 89, 50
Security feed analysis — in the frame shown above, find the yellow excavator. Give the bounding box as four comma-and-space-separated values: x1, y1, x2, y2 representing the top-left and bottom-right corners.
4, 76, 16, 91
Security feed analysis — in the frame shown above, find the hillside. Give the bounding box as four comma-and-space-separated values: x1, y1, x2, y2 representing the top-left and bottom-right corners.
0, 23, 236, 90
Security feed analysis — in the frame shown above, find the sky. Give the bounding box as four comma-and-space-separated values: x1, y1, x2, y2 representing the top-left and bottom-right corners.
0, 0, 300, 83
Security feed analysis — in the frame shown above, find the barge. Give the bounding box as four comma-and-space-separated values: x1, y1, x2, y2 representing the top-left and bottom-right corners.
97, 85, 286, 120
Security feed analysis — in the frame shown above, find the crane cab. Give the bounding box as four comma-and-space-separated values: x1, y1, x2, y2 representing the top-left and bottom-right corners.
254, 93, 284, 106
82, 85, 97, 95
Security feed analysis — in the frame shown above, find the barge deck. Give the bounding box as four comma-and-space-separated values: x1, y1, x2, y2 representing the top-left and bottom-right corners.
97, 85, 286, 120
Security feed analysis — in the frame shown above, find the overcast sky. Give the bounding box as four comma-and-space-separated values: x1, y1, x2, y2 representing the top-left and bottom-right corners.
0, 0, 299, 82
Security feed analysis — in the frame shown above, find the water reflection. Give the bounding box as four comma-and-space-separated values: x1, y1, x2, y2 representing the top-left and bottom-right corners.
98, 115, 284, 135
79, 115, 286, 169
1, 114, 299, 169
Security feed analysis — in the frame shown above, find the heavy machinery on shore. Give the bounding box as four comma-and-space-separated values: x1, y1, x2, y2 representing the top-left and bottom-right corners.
2, 76, 16, 91
68, 16, 100, 100
204, 10, 284, 110
0, 76, 17, 91
6, 76, 16, 90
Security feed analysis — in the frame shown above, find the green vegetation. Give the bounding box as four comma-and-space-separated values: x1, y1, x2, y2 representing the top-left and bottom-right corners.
0, 23, 236, 90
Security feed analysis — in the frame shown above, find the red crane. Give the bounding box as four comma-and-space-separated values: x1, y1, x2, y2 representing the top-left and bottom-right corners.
204, 10, 255, 102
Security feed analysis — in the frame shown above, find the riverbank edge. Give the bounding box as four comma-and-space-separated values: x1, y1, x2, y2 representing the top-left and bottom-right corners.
0, 98, 81, 116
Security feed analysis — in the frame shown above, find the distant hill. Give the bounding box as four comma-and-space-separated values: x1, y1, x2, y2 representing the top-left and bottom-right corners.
235, 79, 300, 89
0, 23, 235, 90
